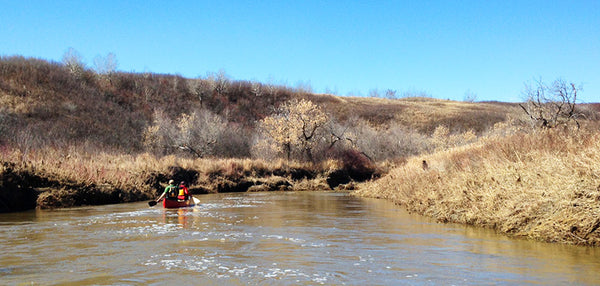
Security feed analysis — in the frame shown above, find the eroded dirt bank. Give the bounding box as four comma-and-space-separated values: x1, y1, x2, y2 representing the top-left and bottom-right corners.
0, 162, 153, 212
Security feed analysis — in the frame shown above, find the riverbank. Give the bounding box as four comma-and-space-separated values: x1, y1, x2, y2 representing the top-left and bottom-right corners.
0, 147, 376, 212
352, 126, 600, 246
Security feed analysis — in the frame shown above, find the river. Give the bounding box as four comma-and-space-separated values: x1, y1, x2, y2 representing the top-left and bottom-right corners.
1, 191, 599, 285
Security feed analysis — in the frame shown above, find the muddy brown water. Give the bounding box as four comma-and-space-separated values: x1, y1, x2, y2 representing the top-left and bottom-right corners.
1, 191, 599, 285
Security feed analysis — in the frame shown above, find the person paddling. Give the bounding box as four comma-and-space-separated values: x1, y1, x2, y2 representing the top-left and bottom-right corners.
150, 179, 195, 207
155, 179, 177, 203
178, 181, 194, 203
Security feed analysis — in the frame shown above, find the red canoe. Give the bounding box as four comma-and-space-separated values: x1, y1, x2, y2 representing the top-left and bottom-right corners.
162, 197, 199, 208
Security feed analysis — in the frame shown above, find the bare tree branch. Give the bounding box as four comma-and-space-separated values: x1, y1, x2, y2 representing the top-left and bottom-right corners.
519, 78, 582, 129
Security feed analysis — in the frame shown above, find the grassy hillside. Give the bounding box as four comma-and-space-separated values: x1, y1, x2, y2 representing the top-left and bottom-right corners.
0, 55, 528, 164
0, 56, 294, 153
312, 94, 518, 134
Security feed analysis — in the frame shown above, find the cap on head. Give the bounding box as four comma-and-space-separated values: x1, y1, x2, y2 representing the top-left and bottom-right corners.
168, 179, 174, 184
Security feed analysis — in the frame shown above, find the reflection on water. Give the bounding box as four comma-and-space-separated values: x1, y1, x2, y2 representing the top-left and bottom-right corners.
1, 191, 599, 285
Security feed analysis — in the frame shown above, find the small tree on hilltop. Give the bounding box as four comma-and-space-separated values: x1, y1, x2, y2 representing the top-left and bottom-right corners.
61, 47, 85, 76
520, 78, 583, 129
93, 52, 118, 75
257, 99, 329, 161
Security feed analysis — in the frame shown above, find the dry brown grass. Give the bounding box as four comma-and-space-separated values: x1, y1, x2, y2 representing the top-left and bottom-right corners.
1, 147, 156, 191
314, 95, 521, 134
353, 125, 600, 246
1, 145, 337, 207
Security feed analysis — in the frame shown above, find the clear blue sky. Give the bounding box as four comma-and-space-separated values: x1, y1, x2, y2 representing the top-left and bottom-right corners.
1, 0, 598, 102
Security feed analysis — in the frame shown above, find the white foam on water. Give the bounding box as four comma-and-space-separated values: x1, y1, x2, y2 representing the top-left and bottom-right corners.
116, 223, 180, 235
146, 253, 335, 284
259, 234, 306, 244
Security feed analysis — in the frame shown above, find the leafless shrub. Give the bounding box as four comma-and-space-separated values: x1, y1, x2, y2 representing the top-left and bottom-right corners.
464, 90, 477, 102
93, 52, 118, 75
0, 107, 12, 145
143, 108, 227, 157
348, 119, 431, 161
61, 47, 86, 76
265, 80, 281, 97
251, 81, 262, 97
367, 88, 410, 99
178, 109, 226, 157
401, 89, 431, 98
250, 133, 279, 161
326, 119, 357, 152
213, 124, 252, 158
520, 78, 583, 129
205, 70, 230, 95
385, 89, 398, 99
368, 89, 380, 98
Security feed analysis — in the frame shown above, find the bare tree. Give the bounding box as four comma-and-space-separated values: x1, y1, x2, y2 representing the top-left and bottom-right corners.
464, 90, 477, 102
187, 78, 214, 107
0, 107, 10, 144
401, 89, 431, 98
205, 70, 230, 95
345, 119, 430, 161
177, 110, 226, 157
385, 89, 398, 99
520, 78, 582, 129
326, 117, 375, 162
61, 47, 85, 76
327, 118, 357, 151
143, 109, 227, 157
265, 80, 279, 97
368, 89, 380, 98
143, 110, 177, 155
251, 81, 262, 97
256, 99, 329, 161
93, 52, 118, 75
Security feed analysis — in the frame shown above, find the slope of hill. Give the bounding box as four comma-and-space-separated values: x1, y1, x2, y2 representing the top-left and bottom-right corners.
0, 56, 522, 155
311, 94, 519, 134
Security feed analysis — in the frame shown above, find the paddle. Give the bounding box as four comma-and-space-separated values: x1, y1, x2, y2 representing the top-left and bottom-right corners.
148, 200, 158, 207
192, 197, 200, 205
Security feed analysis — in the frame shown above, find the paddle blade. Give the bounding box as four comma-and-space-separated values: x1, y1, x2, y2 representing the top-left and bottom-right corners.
192, 197, 200, 205
148, 201, 157, 207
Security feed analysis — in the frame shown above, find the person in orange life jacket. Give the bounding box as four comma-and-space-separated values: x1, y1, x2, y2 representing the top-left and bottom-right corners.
155, 179, 177, 203
177, 181, 192, 201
